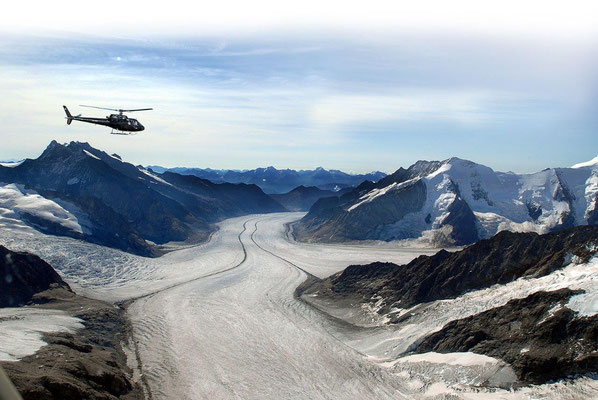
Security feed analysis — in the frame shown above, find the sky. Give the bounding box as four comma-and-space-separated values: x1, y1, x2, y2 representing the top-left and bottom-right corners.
0, 1, 597, 174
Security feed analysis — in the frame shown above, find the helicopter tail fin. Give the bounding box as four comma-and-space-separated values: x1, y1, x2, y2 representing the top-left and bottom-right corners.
63, 105, 73, 125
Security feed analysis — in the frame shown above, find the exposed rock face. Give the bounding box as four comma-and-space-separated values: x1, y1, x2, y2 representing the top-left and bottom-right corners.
1, 287, 143, 400
0, 141, 286, 255
270, 186, 341, 211
0, 245, 70, 307
415, 289, 598, 385
293, 157, 598, 245
294, 178, 428, 242
159, 171, 286, 217
304, 225, 598, 312
441, 192, 478, 245
588, 196, 598, 225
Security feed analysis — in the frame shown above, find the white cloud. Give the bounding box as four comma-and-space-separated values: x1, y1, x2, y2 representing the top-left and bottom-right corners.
1, 0, 597, 39
309, 91, 518, 126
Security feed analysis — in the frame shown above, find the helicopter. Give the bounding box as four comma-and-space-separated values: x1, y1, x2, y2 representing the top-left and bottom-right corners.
63, 105, 153, 135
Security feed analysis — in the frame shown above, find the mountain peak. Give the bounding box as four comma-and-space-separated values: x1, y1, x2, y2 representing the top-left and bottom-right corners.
66, 141, 94, 152
572, 156, 598, 169
44, 140, 95, 153
443, 156, 477, 166
40, 140, 71, 160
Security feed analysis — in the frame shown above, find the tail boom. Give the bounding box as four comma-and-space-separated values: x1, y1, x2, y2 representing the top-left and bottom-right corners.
63, 105, 73, 125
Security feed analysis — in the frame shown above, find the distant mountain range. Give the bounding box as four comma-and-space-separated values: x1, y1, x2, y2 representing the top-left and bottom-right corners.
293, 156, 598, 245
0, 141, 285, 256
147, 165, 387, 194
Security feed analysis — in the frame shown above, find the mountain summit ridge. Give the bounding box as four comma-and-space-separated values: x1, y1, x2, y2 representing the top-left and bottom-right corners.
293, 156, 598, 245
0, 140, 285, 255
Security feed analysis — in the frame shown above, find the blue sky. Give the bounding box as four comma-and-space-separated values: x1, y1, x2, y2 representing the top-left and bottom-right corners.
0, 7, 597, 173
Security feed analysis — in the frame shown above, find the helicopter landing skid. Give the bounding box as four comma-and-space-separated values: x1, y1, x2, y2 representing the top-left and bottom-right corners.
110, 129, 138, 136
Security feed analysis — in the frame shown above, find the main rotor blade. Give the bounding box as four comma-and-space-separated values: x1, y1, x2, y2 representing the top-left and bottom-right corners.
79, 105, 119, 111
120, 108, 153, 112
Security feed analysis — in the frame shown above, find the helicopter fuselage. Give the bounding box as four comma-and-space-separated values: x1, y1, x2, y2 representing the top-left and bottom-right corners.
63, 105, 150, 134
71, 114, 145, 132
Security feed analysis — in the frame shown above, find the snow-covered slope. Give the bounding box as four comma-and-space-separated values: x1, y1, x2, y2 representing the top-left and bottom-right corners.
572, 155, 598, 169
295, 156, 598, 245
0, 183, 88, 236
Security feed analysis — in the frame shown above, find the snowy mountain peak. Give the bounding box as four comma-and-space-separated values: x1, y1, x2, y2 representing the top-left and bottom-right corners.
442, 157, 486, 170
296, 156, 598, 246
572, 156, 598, 169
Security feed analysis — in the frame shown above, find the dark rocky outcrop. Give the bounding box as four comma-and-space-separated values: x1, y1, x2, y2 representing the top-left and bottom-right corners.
439, 191, 479, 245
526, 202, 543, 221
1, 287, 143, 400
588, 195, 598, 225
294, 178, 428, 242
415, 289, 598, 384
304, 225, 598, 313
0, 245, 70, 307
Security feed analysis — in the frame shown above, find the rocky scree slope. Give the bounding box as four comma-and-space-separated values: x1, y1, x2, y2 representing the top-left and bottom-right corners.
304, 225, 598, 314
304, 225, 598, 385
416, 288, 598, 385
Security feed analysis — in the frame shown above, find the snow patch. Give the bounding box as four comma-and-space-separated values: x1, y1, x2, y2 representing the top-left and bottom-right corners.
0, 160, 24, 168
572, 156, 598, 169
0, 308, 83, 361
83, 149, 101, 160
567, 290, 598, 316
138, 168, 174, 186
474, 211, 548, 237
394, 352, 501, 367
348, 178, 419, 212
0, 183, 85, 234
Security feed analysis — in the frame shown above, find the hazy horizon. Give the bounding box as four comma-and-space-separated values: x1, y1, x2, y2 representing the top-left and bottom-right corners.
2, 139, 597, 176
1, 1, 597, 174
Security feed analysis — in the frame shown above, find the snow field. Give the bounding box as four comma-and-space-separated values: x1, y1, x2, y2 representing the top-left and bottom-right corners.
0, 308, 84, 361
